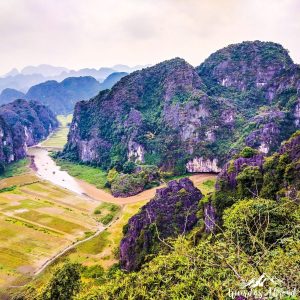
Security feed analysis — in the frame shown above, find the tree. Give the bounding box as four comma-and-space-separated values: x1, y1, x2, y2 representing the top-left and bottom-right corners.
41, 263, 82, 300
236, 166, 263, 198
122, 161, 136, 174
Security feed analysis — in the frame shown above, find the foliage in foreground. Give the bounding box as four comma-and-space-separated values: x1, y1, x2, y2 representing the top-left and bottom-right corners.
17, 197, 299, 300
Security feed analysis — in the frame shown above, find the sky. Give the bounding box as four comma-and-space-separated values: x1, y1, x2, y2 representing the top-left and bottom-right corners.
0, 0, 299, 73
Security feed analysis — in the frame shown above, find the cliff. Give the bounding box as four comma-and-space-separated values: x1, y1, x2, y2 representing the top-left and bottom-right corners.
0, 99, 58, 163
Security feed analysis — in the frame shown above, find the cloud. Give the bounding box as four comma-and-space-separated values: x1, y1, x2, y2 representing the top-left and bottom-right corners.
0, 0, 299, 74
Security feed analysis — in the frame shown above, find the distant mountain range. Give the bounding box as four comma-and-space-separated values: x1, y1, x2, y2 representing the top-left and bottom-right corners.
0, 64, 149, 93
0, 72, 128, 115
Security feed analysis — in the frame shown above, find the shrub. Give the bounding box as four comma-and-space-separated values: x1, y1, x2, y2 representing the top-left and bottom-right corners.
239, 146, 258, 158
122, 161, 136, 174
100, 213, 114, 225
41, 263, 82, 300
107, 168, 119, 184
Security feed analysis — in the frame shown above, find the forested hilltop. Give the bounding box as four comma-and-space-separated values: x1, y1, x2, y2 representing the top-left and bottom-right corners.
62, 40, 300, 197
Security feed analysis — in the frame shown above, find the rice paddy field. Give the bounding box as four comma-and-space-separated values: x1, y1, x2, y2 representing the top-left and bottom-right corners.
40, 114, 73, 149
0, 173, 104, 291
15, 175, 216, 298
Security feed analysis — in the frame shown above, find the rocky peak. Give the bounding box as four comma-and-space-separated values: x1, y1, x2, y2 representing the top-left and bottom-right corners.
120, 178, 203, 271
197, 41, 293, 92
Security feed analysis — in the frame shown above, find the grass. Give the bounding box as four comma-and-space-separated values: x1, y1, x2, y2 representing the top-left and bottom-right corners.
55, 158, 108, 190
22, 200, 146, 294
93, 202, 121, 225
197, 178, 217, 195
62, 201, 146, 268
0, 159, 30, 179
41, 114, 73, 148
77, 231, 110, 254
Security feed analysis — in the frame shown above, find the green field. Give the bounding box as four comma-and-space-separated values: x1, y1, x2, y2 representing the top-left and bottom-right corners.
55, 158, 108, 190
0, 159, 30, 180
41, 114, 73, 148
0, 176, 102, 290
197, 178, 216, 195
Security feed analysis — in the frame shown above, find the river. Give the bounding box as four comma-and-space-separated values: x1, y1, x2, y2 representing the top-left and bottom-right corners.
27, 147, 84, 194
27, 146, 216, 205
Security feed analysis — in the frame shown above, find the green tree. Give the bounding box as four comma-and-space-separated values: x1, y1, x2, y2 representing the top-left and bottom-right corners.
41, 263, 82, 300
239, 146, 258, 158
122, 161, 136, 174
236, 166, 263, 198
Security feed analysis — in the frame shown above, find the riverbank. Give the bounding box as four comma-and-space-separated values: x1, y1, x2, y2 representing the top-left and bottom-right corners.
29, 147, 216, 205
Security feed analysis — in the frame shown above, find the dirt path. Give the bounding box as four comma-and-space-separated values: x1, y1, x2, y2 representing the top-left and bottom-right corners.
10, 208, 123, 288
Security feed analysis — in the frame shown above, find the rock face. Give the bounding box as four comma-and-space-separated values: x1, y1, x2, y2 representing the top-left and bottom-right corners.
0, 99, 58, 163
197, 41, 293, 92
64, 41, 300, 175
120, 178, 203, 271
186, 157, 221, 173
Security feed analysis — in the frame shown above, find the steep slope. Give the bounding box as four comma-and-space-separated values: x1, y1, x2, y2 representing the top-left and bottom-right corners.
64, 58, 234, 171
26, 76, 101, 114
197, 41, 293, 92
203, 131, 300, 233
0, 99, 58, 163
197, 41, 300, 155
120, 178, 202, 271
0, 88, 25, 105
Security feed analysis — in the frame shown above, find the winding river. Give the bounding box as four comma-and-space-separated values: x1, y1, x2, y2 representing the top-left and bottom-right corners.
27, 146, 216, 205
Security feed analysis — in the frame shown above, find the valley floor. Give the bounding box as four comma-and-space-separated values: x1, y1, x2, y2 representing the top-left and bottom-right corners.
0, 117, 216, 298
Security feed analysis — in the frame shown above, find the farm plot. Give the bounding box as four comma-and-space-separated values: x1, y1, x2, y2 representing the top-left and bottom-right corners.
0, 178, 102, 288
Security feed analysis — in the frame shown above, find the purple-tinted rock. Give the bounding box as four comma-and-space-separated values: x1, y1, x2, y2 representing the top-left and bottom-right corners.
0, 99, 58, 163
204, 202, 217, 233
216, 154, 265, 191
120, 178, 203, 271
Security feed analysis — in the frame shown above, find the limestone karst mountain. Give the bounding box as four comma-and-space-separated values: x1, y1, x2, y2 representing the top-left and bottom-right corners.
0, 99, 58, 164
64, 41, 300, 175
